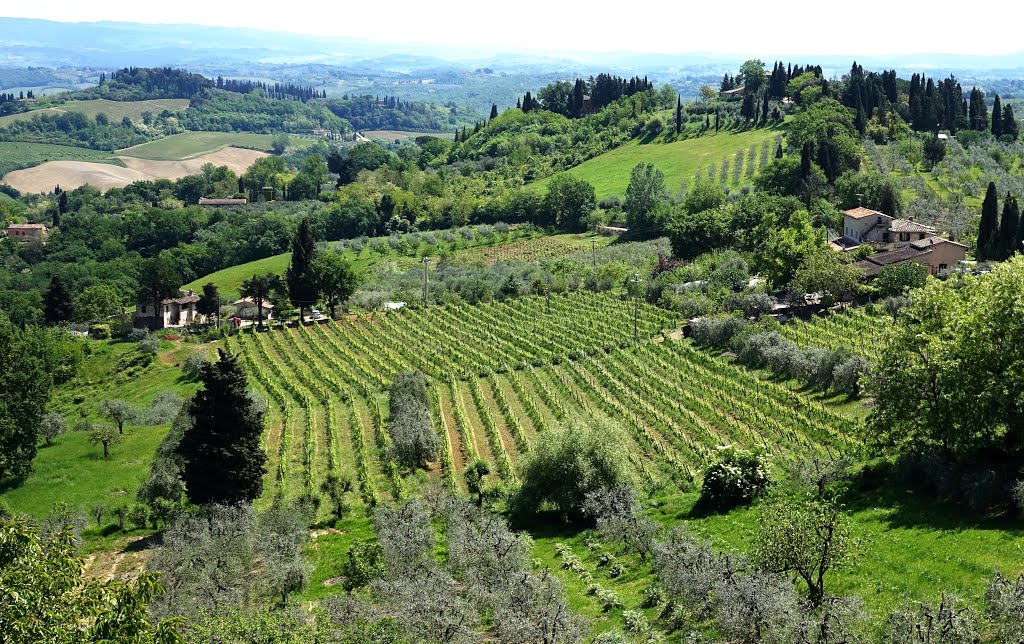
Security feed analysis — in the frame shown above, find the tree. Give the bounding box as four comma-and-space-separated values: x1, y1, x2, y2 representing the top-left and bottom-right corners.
542, 174, 596, 232
386, 371, 437, 470
666, 206, 732, 261
582, 485, 659, 561
464, 459, 491, 506
197, 282, 220, 327
875, 261, 928, 298
286, 217, 319, 321
754, 210, 823, 286
89, 424, 122, 459
73, 284, 125, 323
1002, 104, 1019, 141
513, 416, 632, 520
38, 412, 66, 446
755, 499, 862, 608
0, 515, 182, 642
0, 314, 52, 483
998, 195, 1020, 259
789, 250, 864, 303
868, 256, 1024, 459
320, 474, 353, 523
922, 136, 947, 169
623, 162, 667, 235
175, 350, 267, 505
489, 103, 498, 121
43, 275, 73, 326
339, 540, 385, 593
271, 133, 290, 155
977, 182, 999, 261
137, 256, 182, 330
300, 154, 328, 196
99, 399, 139, 435
737, 59, 767, 95
240, 273, 283, 330
310, 251, 359, 318
992, 95, 1003, 137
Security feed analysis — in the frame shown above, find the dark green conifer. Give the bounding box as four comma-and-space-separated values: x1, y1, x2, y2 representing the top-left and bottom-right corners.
977, 182, 999, 261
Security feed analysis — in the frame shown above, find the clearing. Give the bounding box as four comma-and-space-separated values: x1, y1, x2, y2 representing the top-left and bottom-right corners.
118, 131, 282, 160
2, 147, 268, 193
529, 127, 783, 198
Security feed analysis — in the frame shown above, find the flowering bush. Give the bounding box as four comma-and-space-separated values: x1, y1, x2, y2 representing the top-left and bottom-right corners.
696, 446, 770, 512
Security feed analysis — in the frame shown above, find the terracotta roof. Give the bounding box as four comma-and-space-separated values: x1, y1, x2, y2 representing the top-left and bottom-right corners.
198, 198, 247, 206
889, 219, 936, 234
843, 207, 890, 220
910, 236, 968, 250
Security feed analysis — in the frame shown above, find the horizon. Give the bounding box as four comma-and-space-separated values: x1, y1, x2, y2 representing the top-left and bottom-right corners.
3, 5, 1024, 62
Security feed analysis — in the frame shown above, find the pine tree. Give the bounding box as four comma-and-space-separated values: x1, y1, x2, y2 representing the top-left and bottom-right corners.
286, 216, 319, 321
992, 94, 1003, 137
176, 350, 267, 505
977, 182, 999, 261
43, 275, 73, 325
998, 194, 1019, 259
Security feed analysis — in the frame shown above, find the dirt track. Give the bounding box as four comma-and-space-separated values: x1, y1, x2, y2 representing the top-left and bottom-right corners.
2, 147, 268, 193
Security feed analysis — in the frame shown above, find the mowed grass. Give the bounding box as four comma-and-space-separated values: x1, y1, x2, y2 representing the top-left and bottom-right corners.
529, 126, 784, 199
0, 141, 124, 178
0, 338, 210, 518
0, 98, 190, 127
118, 131, 283, 160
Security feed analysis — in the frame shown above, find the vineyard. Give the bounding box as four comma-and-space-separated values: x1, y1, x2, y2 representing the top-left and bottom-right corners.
459, 235, 600, 264
227, 292, 862, 513
779, 307, 885, 361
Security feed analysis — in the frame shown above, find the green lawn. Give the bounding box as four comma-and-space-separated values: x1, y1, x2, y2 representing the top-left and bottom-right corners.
529, 126, 784, 199
0, 98, 191, 128
0, 141, 124, 178
118, 131, 286, 160
0, 338, 210, 519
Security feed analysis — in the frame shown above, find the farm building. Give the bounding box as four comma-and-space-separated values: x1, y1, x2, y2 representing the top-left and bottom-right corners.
856, 236, 968, 277
5, 222, 49, 243
134, 290, 203, 329
839, 208, 936, 250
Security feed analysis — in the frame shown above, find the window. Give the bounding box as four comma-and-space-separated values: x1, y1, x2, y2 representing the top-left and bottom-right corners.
900, 233, 910, 242
919, 233, 926, 240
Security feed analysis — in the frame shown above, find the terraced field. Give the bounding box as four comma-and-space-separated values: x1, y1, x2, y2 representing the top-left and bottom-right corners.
229, 292, 861, 512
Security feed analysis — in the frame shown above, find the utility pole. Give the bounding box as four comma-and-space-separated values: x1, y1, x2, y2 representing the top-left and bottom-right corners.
630, 273, 640, 344
422, 256, 431, 305
591, 238, 597, 272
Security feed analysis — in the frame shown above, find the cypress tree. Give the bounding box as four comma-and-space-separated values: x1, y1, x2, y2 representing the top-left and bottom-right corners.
43, 275, 73, 325
286, 216, 319, 321
977, 182, 999, 261
998, 194, 1019, 258
176, 350, 268, 505
675, 96, 682, 134
1002, 105, 1019, 141
992, 95, 1003, 137
714, 110, 720, 132
761, 92, 769, 124
489, 103, 498, 121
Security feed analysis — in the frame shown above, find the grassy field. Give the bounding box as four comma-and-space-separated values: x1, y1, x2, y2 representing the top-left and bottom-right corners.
117, 131, 282, 160
0, 98, 190, 128
0, 141, 124, 179
529, 126, 784, 199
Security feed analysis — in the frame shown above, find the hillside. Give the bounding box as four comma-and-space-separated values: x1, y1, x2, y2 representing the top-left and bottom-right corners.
0, 98, 190, 127
530, 126, 783, 198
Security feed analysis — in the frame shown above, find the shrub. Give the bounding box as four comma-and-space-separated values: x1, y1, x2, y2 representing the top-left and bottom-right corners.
831, 355, 869, 397
690, 315, 748, 349
183, 352, 209, 378
89, 324, 111, 339
596, 588, 623, 612
623, 610, 650, 634
137, 334, 161, 356
696, 446, 770, 513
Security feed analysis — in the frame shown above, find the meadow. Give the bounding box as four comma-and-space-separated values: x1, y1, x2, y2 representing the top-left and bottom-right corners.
529, 126, 784, 198
0, 98, 190, 127
117, 131, 282, 160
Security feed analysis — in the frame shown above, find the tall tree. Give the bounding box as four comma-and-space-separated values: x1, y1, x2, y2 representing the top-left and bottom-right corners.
176, 349, 267, 505
489, 103, 498, 121
0, 313, 52, 483
675, 96, 682, 134
286, 216, 319, 322
196, 282, 220, 327
977, 182, 999, 261
99, 399, 139, 435
1002, 105, 1019, 141
136, 256, 181, 330
998, 195, 1020, 259
623, 162, 667, 235
239, 273, 282, 330
43, 275, 73, 326
311, 250, 359, 319
991, 94, 1003, 137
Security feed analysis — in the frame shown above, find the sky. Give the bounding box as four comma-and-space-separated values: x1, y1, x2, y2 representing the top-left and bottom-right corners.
5, 1, 1024, 58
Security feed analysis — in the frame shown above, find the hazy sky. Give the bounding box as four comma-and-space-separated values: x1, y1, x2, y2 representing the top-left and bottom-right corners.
6, 1, 1024, 57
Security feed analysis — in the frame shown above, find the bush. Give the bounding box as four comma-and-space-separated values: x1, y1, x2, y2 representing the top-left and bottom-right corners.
690, 315, 748, 349
831, 355, 869, 397
89, 324, 111, 339
512, 416, 632, 520
696, 446, 770, 513
183, 352, 209, 378
137, 334, 161, 356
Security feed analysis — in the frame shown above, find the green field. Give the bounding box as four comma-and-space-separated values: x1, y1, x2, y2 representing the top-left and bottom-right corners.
0, 98, 190, 128
0, 141, 123, 178
530, 127, 784, 198
117, 131, 281, 160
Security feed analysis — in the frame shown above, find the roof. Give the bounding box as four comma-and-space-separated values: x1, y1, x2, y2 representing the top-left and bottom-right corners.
889, 219, 936, 234
163, 294, 200, 305
910, 236, 968, 250
720, 86, 745, 95
233, 297, 274, 309
6, 223, 47, 230
843, 207, 890, 220
198, 198, 247, 206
